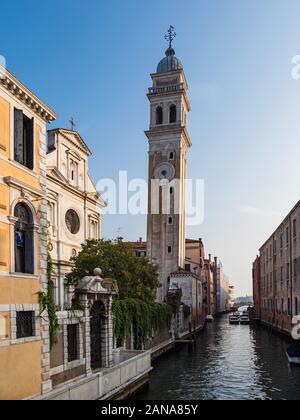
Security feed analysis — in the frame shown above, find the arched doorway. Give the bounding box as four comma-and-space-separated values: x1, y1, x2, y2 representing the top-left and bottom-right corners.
14, 203, 34, 274
90, 301, 105, 370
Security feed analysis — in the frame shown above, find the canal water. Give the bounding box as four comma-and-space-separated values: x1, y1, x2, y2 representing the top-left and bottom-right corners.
136, 315, 300, 400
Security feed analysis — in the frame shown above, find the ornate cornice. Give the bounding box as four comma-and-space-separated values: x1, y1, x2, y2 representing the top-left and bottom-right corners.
171, 271, 201, 281
48, 128, 91, 156
0, 64, 57, 123
3, 176, 44, 198
145, 125, 192, 148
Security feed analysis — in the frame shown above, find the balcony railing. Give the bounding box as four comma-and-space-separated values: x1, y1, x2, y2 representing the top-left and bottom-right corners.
148, 83, 184, 95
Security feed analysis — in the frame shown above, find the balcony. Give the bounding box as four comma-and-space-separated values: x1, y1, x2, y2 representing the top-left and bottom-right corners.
148, 83, 184, 95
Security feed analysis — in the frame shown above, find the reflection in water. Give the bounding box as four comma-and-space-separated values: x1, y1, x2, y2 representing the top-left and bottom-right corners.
136, 316, 300, 400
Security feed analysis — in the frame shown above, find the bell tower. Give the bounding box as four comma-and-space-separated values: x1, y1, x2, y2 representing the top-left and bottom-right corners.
146, 27, 192, 302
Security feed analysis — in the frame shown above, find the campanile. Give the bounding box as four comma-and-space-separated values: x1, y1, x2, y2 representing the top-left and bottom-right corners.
146, 27, 192, 301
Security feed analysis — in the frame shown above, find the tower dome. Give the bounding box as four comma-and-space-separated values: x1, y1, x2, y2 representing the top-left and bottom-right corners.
157, 47, 183, 73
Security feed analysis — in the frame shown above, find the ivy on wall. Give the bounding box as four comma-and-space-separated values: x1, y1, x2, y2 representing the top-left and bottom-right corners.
112, 298, 173, 349
183, 304, 191, 318
166, 288, 183, 314
38, 253, 58, 349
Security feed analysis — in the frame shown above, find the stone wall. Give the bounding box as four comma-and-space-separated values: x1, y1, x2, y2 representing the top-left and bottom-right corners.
35, 350, 152, 401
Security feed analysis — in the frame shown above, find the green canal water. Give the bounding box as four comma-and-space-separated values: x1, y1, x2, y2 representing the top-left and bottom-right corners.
135, 315, 300, 400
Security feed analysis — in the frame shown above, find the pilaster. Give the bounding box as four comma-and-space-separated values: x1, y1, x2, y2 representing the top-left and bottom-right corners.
39, 126, 53, 395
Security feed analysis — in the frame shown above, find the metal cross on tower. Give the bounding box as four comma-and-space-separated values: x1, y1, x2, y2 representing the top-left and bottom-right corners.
164, 26, 176, 49
69, 117, 76, 131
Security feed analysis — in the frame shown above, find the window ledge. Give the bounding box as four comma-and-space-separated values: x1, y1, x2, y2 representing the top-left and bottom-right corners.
1, 157, 38, 178
9, 272, 39, 280
0, 335, 41, 348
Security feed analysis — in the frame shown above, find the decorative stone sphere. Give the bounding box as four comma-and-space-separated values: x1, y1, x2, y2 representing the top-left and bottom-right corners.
94, 268, 102, 277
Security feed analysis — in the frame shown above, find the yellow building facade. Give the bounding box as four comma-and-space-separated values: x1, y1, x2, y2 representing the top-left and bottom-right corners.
0, 64, 56, 400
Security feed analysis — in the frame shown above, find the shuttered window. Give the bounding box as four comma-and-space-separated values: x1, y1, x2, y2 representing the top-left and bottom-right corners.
14, 108, 34, 169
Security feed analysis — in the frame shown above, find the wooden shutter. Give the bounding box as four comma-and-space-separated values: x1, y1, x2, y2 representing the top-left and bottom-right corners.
14, 108, 24, 164
26, 117, 34, 169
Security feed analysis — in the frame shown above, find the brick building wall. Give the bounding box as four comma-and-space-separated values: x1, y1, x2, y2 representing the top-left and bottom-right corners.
256, 200, 300, 335
252, 256, 261, 320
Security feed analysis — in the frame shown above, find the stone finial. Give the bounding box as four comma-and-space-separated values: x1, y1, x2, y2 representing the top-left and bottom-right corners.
76, 267, 108, 294
94, 268, 102, 277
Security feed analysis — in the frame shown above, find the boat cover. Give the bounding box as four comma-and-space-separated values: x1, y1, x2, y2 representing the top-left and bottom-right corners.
287, 343, 300, 357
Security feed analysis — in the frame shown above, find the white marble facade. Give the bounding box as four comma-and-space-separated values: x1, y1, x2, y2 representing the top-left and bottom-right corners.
46, 128, 105, 309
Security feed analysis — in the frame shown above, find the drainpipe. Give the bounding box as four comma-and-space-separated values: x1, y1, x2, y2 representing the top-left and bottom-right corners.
84, 193, 87, 241
195, 275, 198, 332
57, 193, 62, 310
273, 235, 276, 326
289, 216, 293, 326
214, 257, 218, 315
208, 254, 212, 315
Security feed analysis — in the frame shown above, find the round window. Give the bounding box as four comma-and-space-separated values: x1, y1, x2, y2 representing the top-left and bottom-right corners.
65, 210, 80, 235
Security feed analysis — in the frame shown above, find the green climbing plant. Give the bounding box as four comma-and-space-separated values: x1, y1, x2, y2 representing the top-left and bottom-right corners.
39, 253, 58, 349
166, 288, 183, 314
112, 298, 173, 349
182, 304, 191, 318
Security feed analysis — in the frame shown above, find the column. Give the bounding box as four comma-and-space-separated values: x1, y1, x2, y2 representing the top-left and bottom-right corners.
79, 294, 92, 376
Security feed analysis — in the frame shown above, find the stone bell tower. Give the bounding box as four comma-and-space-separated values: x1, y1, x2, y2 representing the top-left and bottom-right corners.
146, 27, 192, 302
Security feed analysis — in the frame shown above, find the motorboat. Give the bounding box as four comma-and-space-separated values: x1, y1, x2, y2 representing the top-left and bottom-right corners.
206, 315, 214, 323
229, 312, 240, 325
240, 311, 250, 325
287, 343, 300, 365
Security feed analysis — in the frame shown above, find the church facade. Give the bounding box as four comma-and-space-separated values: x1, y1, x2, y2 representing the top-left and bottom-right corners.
46, 128, 105, 310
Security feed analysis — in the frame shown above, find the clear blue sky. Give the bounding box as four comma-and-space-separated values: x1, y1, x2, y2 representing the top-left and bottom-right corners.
2, 0, 300, 295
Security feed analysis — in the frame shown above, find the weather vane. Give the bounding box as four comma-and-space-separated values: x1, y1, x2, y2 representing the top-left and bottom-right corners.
165, 25, 176, 49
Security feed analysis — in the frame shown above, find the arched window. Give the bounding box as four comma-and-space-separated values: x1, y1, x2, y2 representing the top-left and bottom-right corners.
70, 161, 77, 184
14, 203, 34, 274
169, 105, 177, 123
156, 106, 163, 125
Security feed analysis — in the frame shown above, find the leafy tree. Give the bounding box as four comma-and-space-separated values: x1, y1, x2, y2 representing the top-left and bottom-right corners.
66, 239, 160, 303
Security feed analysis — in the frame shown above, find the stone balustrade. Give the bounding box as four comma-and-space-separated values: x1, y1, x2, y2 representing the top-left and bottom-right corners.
148, 83, 184, 95
35, 350, 152, 400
